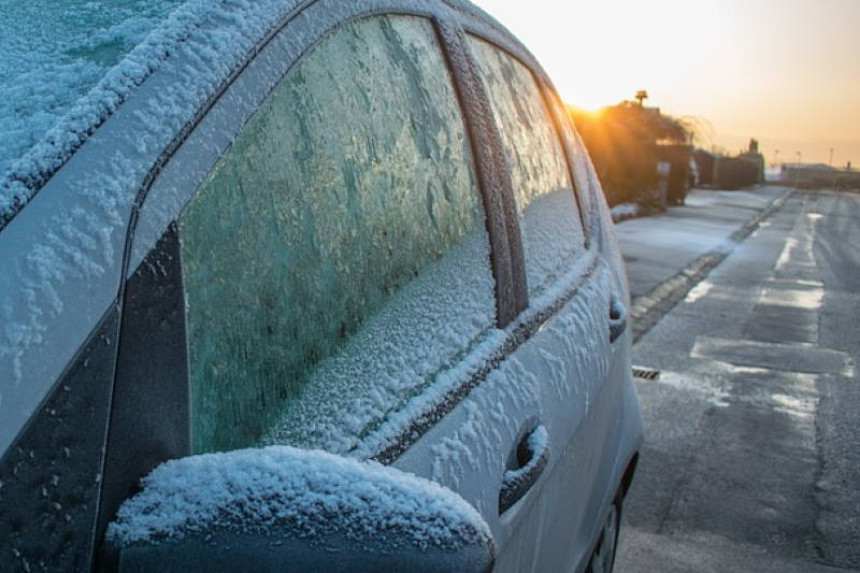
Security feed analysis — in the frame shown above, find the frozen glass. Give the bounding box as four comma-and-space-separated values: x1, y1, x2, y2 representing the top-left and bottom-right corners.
469, 37, 586, 297
179, 16, 493, 453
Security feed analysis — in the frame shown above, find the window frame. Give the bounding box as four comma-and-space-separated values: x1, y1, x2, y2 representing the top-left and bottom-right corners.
176, 14, 499, 455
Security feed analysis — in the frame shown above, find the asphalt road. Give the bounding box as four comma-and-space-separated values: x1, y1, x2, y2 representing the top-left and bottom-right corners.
613, 188, 860, 572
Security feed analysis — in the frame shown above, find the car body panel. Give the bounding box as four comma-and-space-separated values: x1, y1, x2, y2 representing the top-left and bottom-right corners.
0, 308, 119, 571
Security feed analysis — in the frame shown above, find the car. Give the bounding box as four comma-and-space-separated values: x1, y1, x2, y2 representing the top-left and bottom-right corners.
0, 1, 642, 571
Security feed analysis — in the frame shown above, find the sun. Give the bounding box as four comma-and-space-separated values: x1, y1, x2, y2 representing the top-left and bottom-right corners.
471, 0, 730, 112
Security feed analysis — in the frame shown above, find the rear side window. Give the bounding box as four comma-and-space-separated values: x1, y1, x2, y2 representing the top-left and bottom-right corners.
468, 37, 585, 297
178, 16, 495, 454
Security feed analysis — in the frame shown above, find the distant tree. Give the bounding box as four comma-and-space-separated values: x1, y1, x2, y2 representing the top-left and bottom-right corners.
568, 100, 692, 205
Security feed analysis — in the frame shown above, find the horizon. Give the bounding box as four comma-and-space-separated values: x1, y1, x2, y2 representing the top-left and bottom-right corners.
470, 0, 860, 168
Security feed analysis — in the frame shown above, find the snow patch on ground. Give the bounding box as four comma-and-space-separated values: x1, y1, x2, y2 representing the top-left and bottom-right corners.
610, 202, 640, 222
107, 445, 491, 551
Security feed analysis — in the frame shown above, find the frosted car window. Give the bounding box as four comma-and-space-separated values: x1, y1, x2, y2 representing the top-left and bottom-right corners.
469, 38, 585, 297
179, 16, 494, 454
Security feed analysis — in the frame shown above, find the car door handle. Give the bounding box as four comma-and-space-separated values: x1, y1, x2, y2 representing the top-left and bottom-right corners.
609, 296, 627, 343
499, 425, 550, 515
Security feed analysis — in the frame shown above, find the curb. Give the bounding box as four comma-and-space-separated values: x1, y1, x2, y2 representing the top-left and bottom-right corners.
629, 187, 796, 344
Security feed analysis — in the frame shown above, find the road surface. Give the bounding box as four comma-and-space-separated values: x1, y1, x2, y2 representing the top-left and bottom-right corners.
615, 188, 860, 572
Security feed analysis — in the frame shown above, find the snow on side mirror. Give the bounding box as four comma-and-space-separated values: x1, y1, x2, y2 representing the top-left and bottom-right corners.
102, 446, 495, 572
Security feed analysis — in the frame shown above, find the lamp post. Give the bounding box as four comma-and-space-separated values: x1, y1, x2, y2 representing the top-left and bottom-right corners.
774, 149, 780, 167
796, 151, 802, 164
830, 148, 834, 166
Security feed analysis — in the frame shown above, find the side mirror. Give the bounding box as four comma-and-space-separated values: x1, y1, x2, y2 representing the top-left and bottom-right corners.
103, 446, 495, 572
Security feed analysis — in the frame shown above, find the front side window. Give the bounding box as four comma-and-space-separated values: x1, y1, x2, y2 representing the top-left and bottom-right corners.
469, 37, 586, 298
179, 16, 495, 454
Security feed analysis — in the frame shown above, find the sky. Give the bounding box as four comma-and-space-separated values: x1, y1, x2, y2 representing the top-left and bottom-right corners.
470, 0, 860, 167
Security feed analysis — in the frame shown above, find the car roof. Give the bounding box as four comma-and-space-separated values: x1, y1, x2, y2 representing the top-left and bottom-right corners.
0, 1, 186, 173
